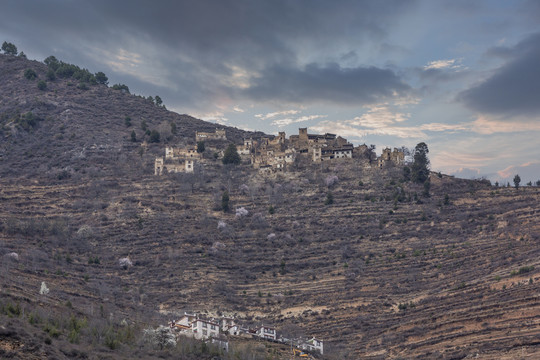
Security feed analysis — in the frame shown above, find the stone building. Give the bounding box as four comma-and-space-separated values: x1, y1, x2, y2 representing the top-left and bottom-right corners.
154, 157, 195, 175
376, 147, 405, 168
165, 147, 201, 160
195, 128, 226, 141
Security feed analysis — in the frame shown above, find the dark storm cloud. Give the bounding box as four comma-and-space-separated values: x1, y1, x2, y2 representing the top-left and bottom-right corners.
243, 63, 411, 105
458, 33, 540, 117
0, 0, 417, 110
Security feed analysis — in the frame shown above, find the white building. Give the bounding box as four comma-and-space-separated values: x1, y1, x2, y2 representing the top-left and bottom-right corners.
300, 337, 324, 354
191, 319, 220, 340
256, 325, 277, 341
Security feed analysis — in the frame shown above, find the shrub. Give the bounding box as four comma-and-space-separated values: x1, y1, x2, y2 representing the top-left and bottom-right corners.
143, 325, 177, 350
124, 116, 132, 127
94, 71, 108, 85
119, 257, 133, 269
197, 141, 205, 153
130, 130, 137, 142
112, 83, 130, 93
217, 220, 227, 230
518, 266, 534, 274
325, 175, 339, 187
44, 55, 60, 70
422, 179, 431, 197
236, 207, 249, 217
40, 282, 50, 295
250, 213, 268, 229
444, 194, 450, 205
38, 80, 47, 91
239, 183, 250, 194
221, 191, 230, 212
43, 322, 61, 338
46, 69, 56, 81
77, 82, 89, 90
6, 252, 19, 261
149, 130, 160, 143
2, 41, 18, 55
325, 192, 334, 205
24, 68, 37, 80
513, 174, 521, 189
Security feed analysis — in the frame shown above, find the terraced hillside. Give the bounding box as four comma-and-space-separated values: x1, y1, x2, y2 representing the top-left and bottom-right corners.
1, 158, 539, 359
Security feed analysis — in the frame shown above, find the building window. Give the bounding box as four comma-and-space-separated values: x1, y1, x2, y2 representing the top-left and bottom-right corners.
211, 325, 215, 330
202, 322, 207, 328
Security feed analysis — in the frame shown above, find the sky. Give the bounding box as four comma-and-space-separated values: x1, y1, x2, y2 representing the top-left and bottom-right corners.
2, 0, 540, 184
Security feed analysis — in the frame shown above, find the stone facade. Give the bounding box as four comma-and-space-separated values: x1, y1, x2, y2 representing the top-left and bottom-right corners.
195, 128, 226, 141
376, 147, 405, 168
154, 157, 195, 175
166, 147, 201, 160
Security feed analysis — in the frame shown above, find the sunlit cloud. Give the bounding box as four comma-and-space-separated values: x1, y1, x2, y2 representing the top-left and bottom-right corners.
472, 115, 540, 134
194, 111, 229, 125
349, 104, 410, 128
497, 161, 540, 179
271, 114, 327, 127
424, 58, 464, 70
233, 106, 244, 113
432, 150, 495, 170
311, 104, 470, 140
222, 65, 254, 89
255, 110, 300, 120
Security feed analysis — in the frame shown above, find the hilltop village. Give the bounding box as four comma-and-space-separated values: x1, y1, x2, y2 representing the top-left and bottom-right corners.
154, 127, 405, 175
166, 312, 323, 357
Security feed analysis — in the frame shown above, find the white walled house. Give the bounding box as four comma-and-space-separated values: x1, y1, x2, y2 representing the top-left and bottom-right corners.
300, 337, 324, 354
191, 319, 220, 340
256, 325, 277, 341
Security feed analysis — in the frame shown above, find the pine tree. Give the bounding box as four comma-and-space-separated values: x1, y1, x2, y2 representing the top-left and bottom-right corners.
222, 143, 240, 165
411, 142, 430, 183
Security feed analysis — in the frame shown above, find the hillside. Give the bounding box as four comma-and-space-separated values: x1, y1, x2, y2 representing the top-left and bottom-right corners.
0, 54, 258, 179
1, 54, 540, 359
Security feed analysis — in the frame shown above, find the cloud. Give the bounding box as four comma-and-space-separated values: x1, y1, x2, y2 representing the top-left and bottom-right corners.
458, 32, 540, 117
496, 161, 540, 183
271, 114, 327, 127
0, 0, 418, 113
243, 63, 412, 105
255, 110, 300, 121
424, 59, 461, 70
418, 58, 469, 83
310, 104, 470, 140
233, 106, 245, 113
471, 115, 540, 134
194, 111, 229, 125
